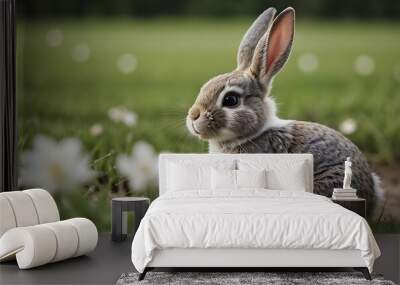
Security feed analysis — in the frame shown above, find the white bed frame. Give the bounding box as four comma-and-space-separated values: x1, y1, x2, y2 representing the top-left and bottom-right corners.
140, 154, 370, 280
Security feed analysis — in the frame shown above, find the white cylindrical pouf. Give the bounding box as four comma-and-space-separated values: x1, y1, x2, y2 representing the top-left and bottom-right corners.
1, 192, 39, 227
0, 219, 98, 269
0, 226, 57, 269
66, 218, 98, 257
0, 195, 17, 237
23, 189, 60, 224
42, 221, 79, 262
0, 188, 98, 269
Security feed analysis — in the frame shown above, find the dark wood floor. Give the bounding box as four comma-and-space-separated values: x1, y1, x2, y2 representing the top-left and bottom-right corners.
0, 233, 133, 285
0, 234, 399, 285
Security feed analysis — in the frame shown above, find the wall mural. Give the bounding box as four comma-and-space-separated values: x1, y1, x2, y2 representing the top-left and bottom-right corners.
16, 1, 400, 232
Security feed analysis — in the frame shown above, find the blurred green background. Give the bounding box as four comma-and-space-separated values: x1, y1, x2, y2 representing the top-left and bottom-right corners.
17, 0, 400, 232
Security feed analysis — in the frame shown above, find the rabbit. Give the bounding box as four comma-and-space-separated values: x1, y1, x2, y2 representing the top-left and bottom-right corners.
185, 7, 382, 214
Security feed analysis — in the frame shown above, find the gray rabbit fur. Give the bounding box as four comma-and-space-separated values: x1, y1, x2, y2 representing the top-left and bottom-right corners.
186, 7, 380, 213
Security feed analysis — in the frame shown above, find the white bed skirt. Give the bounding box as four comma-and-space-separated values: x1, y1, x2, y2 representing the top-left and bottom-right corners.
148, 248, 366, 268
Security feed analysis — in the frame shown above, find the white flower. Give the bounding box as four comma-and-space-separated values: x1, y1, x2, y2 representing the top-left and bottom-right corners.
353, 55, 375, 76
20, 135, 95, 192
121, 111, 137, 126
71, 44, 90, 63
108, 107, 124, 122
89, 124, 103, 136
297, 53, 319, 73
108, 106, 138, 127
339, 118, 358, 135
116, 141, 158, 192
117, 54, 137, 74
46, 29, 63, 47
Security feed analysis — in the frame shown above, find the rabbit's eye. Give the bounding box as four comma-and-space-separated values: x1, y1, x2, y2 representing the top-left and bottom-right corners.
222, 92, 239, 108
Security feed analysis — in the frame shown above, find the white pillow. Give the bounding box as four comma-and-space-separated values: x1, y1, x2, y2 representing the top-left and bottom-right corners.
211, 168, 267, 190
167, 162, 209, 191
237, 169, 267, 189
238, 159, 308, 191
267, 166, 307, 191
167, 160, 235, 191
211, 168, 236, 190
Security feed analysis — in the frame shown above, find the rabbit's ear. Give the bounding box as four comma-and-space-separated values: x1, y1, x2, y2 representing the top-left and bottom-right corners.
236, 8, 276, 71
250, 7, 295, 87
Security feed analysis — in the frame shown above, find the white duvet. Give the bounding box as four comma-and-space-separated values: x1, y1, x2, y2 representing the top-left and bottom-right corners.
131, 190, 380, 273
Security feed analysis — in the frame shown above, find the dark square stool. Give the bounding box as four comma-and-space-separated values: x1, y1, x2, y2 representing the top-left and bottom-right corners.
111, 197, 150, 242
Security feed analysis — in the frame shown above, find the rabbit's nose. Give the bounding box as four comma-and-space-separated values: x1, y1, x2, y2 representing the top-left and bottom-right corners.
189, 107, 201, 121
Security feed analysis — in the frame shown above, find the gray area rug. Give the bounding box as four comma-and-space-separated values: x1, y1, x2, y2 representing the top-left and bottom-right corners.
116, 272, 396, 285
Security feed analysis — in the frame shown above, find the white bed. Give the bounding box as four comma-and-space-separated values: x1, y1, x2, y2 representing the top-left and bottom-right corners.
131, 154, 380, 280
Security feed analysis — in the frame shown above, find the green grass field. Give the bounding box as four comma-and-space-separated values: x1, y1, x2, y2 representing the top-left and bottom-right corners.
17, 18, 400, 231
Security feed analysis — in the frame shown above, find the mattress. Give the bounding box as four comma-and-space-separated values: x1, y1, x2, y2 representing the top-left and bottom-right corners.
131, 190, 380, 273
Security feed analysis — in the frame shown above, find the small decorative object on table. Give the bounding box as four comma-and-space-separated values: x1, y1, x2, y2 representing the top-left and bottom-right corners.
112, 197, 150, 242
332, 157, 358, 200
331, 157, 366, 217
